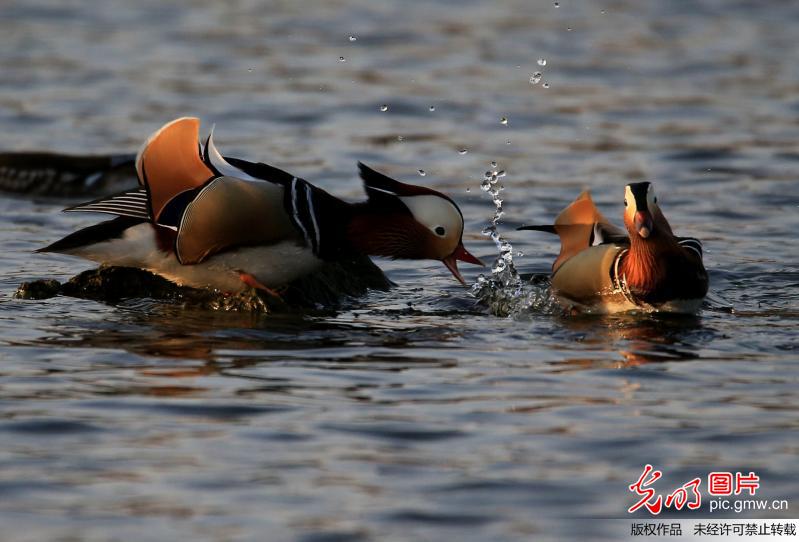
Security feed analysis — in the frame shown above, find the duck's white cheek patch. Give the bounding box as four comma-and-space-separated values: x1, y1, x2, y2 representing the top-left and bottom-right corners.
399, 195, 463, 239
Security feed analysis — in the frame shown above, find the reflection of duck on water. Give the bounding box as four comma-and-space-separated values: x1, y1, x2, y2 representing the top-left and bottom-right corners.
519, 183, 708, 314
548, 314, 705, 371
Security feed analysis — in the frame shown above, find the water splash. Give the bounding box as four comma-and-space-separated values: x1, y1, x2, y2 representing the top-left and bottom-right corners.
470, 164, 557, 317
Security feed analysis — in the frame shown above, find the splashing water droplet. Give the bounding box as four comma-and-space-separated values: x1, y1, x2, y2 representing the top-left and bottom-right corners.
429, 105, 436, 112
500, 117, 508, 125
397, 135, 404, 141
470, 168, 558, 317
554, 1, 560, 7
247, 67, 254, 73
349, 35, 357, 42
505, 139, 511, 145
537, 58, 547, 66
567, 27, 573, 31
379, 104, 388, 112
472, 169, 519, 298
339, 56, 346, 62
492, 259, 507, 273
418, 169, 426, 176
542, 82, 550, 89
490, 161, 497, 168
466, 187, 471, 193
529, 72, 542, 85
459, 149, 468, 155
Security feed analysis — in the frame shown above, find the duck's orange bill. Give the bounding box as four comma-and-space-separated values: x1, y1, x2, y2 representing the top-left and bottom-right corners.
442, 243, 484, 286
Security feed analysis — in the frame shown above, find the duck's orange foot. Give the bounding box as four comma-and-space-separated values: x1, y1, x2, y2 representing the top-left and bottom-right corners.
238, 272, 284, 301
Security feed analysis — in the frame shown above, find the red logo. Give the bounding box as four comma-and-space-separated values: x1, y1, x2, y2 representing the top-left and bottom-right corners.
629, 464, 664, 514
707, 472, 760, 496
708, 472, 733, 496
629, 466, 759, 514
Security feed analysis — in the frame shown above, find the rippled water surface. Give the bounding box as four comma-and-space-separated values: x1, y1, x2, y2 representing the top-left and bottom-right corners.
1, 1, 798, 540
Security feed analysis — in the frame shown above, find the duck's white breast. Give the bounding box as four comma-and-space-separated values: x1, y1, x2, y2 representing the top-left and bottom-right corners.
64, 222, 322, 292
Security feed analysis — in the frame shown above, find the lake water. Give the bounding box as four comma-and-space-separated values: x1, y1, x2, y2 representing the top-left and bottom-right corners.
1, 0, 798, 540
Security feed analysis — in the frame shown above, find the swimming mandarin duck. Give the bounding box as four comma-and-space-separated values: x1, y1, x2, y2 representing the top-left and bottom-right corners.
518, 182, 708, 313
39, 117, 482, 293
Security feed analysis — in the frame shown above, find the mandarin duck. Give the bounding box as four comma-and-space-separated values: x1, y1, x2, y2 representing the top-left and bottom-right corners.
518, 182, 708, 313
39, 117, 482, 294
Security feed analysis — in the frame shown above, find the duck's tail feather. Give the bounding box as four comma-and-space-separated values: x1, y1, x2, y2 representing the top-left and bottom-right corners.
37, 216, 146, 254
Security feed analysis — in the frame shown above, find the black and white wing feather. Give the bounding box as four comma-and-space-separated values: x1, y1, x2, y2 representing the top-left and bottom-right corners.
678, 237, 703, 259
64, 187, 151, 220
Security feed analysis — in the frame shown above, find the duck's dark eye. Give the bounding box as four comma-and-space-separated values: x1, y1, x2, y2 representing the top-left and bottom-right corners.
434, 226, 446, 236
623, 199, 628, 207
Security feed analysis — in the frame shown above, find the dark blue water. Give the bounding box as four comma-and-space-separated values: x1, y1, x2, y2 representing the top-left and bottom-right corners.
1, 1, 798, 540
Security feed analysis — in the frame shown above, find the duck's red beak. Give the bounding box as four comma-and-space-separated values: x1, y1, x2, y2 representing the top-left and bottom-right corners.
442, 243, 484, 286
634, 211, 654, 238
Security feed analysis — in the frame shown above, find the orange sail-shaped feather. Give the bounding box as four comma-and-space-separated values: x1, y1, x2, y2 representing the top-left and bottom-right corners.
135, 117, 215, 222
